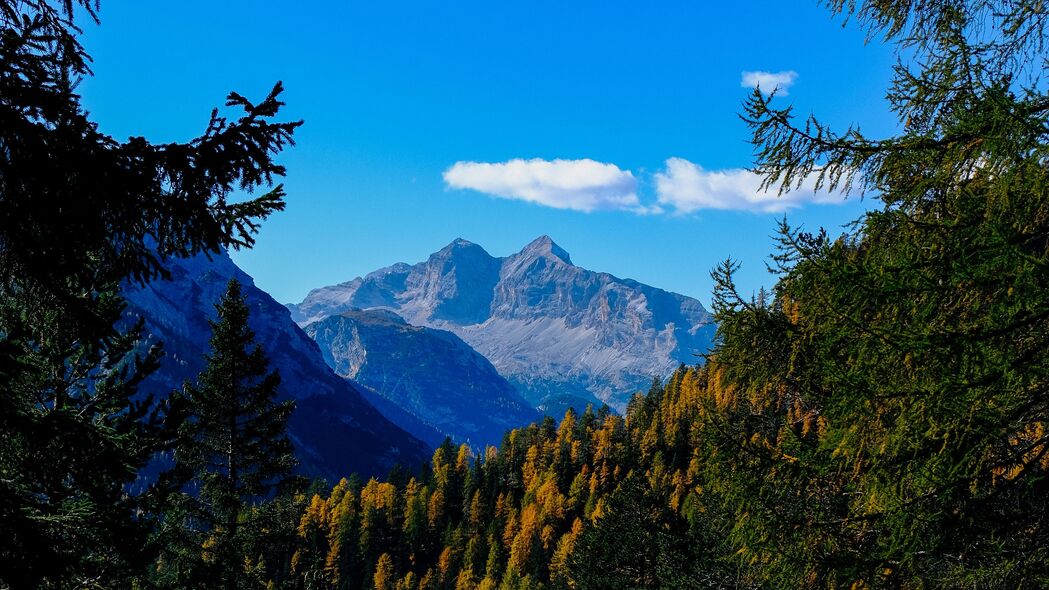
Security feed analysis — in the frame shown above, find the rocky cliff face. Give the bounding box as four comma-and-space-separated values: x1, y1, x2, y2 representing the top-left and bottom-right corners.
289, 236, 716, 412
305, 309, 540, 448
122, 250, 432, 481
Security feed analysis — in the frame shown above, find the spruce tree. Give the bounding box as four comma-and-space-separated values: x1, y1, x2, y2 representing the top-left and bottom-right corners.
0, 1, 299, 587
160, 279, 297, 589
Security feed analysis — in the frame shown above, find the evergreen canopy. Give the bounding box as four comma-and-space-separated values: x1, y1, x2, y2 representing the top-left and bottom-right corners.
157, 279, 298, 590
0, 1, 300, 587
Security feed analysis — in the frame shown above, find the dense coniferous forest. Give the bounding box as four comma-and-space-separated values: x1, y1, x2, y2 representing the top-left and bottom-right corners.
287, 376, 741, 590
2, 0, 1048, 588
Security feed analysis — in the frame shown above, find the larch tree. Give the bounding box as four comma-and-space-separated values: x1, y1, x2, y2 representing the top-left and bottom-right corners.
704, 0, 1049, 586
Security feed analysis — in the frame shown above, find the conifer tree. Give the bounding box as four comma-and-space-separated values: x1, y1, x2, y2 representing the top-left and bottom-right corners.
703, 1, 1049, 586
374, 553, 396, 590
159, 279, 297, 589
568, 475, 714, 590
0, 1, 299, 587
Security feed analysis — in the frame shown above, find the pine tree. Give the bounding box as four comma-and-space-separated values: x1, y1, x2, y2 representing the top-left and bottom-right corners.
374, 553, 396, 590
160, 279, 297, 589
0, 1, 299, 587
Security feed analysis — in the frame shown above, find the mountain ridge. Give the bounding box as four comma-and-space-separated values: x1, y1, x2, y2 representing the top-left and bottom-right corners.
289, 236, 716, 411
122, 250, 432, 481
304, 308, 541, 447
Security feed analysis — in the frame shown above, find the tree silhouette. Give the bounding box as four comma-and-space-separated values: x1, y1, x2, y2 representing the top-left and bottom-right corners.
159, 279, 297, 589
0, 1, 300, 585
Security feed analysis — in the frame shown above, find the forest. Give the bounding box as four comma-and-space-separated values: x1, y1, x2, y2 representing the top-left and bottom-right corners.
1, 0, 1048, 588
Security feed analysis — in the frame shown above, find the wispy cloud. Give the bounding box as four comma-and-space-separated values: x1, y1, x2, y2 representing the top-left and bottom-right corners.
741, 70, 798, 95
443, 158, 645, 213
654, 157, 842, 213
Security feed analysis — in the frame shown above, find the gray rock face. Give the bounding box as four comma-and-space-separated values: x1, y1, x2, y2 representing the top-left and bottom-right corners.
289, 236, 716, 412
305, 309, 540, 448
122, 251, 432, 480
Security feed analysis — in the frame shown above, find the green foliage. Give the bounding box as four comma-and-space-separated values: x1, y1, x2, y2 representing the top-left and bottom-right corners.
0, 1, 300, 587
155, 279, 299, 589
278, 3, 1049, 589
569, 474, 712, 590
0, 295, 165, 587
706, 1, 1049, 587
4, 1, 1049, 589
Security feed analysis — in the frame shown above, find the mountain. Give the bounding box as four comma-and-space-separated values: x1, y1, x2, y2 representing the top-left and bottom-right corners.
122, 250, 432, 481
304, 308, 541, 448
288, 236, 717, 411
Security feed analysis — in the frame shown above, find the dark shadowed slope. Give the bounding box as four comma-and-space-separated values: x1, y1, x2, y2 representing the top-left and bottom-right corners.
305, 308, 541, 448
123, 251, 432, 481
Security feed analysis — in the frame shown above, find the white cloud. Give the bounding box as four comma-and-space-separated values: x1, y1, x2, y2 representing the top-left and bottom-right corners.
654, 157, 843, 214
741, 70, 798, 95
443, 156, 846, 215
443, 158, 643, 213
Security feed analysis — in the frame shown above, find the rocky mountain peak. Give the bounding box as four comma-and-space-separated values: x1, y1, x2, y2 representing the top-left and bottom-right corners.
289, 236, 717, 412
413, 238, 502, 325
432, 238, 494, 261
517, 235, 572, 265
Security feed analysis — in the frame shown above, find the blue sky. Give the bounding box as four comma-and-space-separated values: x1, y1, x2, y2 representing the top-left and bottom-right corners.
79, 1, 898, 307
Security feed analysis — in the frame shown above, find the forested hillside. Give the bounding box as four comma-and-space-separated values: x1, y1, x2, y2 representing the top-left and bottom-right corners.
3, 0, 1048, 589
287, 371, 736, 590
279, 0, 1049, 586
286, 344, 1048, 589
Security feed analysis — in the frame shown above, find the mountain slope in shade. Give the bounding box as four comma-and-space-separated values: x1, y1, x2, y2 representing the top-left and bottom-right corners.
351, 382, 448, 449
122, 251, 432, 481
305, 308, 541, 448
289, 236, 717, 411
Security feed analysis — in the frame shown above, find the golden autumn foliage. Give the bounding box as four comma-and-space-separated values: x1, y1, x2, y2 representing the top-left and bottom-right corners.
285, 372, 757, 589
374, 553, 395, 590
284, 291, 1049, 590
